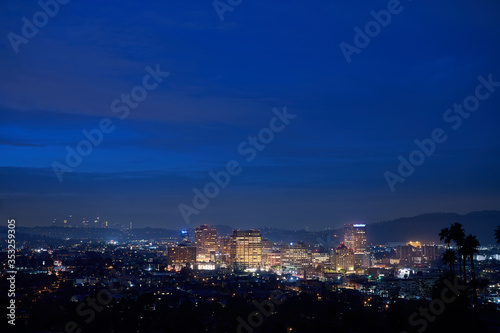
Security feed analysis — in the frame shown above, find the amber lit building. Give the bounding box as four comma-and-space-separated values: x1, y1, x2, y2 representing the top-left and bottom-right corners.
261, 239, 273, 266
344, 224, 367, 253
266, 251, 281, 268
167, 244, 197, 265
230, 230, 262, 270
195, 224, 218, 262
397, 243, 439, 264
331, 244, 355, 272
219, 237, 231, 264
281, 242, 311, 271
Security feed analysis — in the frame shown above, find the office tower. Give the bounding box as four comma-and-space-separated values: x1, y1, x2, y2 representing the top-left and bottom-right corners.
261, 239, 273, 266
344, 224, 367, 253
354, 252, 370, 268
167, 244, 197, 266
396, 243, 437, 264
262, 239, 273, 253
280, 242, 311, 272
219, 237, 231, 264
312, 252, 330, 265
230, 230, 262, 270
195, 224, 218, 262
266, 251, 281, 268
397, 244, 418, 263
421, 245, 438, 262
331, 244, 355, 272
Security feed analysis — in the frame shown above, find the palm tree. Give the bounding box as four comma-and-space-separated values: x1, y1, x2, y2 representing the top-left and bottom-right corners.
450, 222, 467, 281
450, 223, 465, 281
464, 235, 480, 280
450, 222, 465, 238
458, 245, 466, 282
442, 249, 457, 278
439, 227, 451, 248
463, 234, 480, 307
495, 226, 500, 244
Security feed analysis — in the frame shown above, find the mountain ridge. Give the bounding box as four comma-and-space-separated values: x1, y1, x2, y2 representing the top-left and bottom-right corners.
3, 210, 499, 245
367, 210, 500, 245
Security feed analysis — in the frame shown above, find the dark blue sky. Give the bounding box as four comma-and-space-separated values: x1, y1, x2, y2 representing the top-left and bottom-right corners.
1, 0, 500, 230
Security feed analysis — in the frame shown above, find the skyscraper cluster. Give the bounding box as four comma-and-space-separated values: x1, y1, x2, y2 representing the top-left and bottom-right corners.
164, 223, 413, 274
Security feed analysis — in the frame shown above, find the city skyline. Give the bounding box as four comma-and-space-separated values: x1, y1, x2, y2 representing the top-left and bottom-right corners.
3, 210, 500, 332
21, 210, 499, 247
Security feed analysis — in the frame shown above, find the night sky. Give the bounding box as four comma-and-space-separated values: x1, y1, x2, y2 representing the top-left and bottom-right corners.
1, 0, 500, 230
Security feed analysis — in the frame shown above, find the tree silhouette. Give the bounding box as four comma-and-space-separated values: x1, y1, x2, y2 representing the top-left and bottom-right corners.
450, 223, 465, 281
495, 226, 500, 244
439, 227, 451, 248
463, 234, 480, 307
442, 249, 457, 278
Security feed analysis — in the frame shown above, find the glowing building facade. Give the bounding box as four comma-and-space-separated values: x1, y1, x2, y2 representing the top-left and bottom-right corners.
230, 230, 262, 270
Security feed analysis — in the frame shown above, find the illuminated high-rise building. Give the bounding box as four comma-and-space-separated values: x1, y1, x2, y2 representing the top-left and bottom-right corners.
195, 224, 218, 262
219, 237, 231, 264
421, 245, 438, 262
266, 251, 281, 268
230, 230, 262, 270
344, 224, 367, 253
262, 239, 273, 253
398, 244, 418, 263
261, 239, 273, 266
167, 244, 197, 266
354, 252, 370, 268
396, 243, 438, 264
331, 244, 355, 272
280, 242, 311, 272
